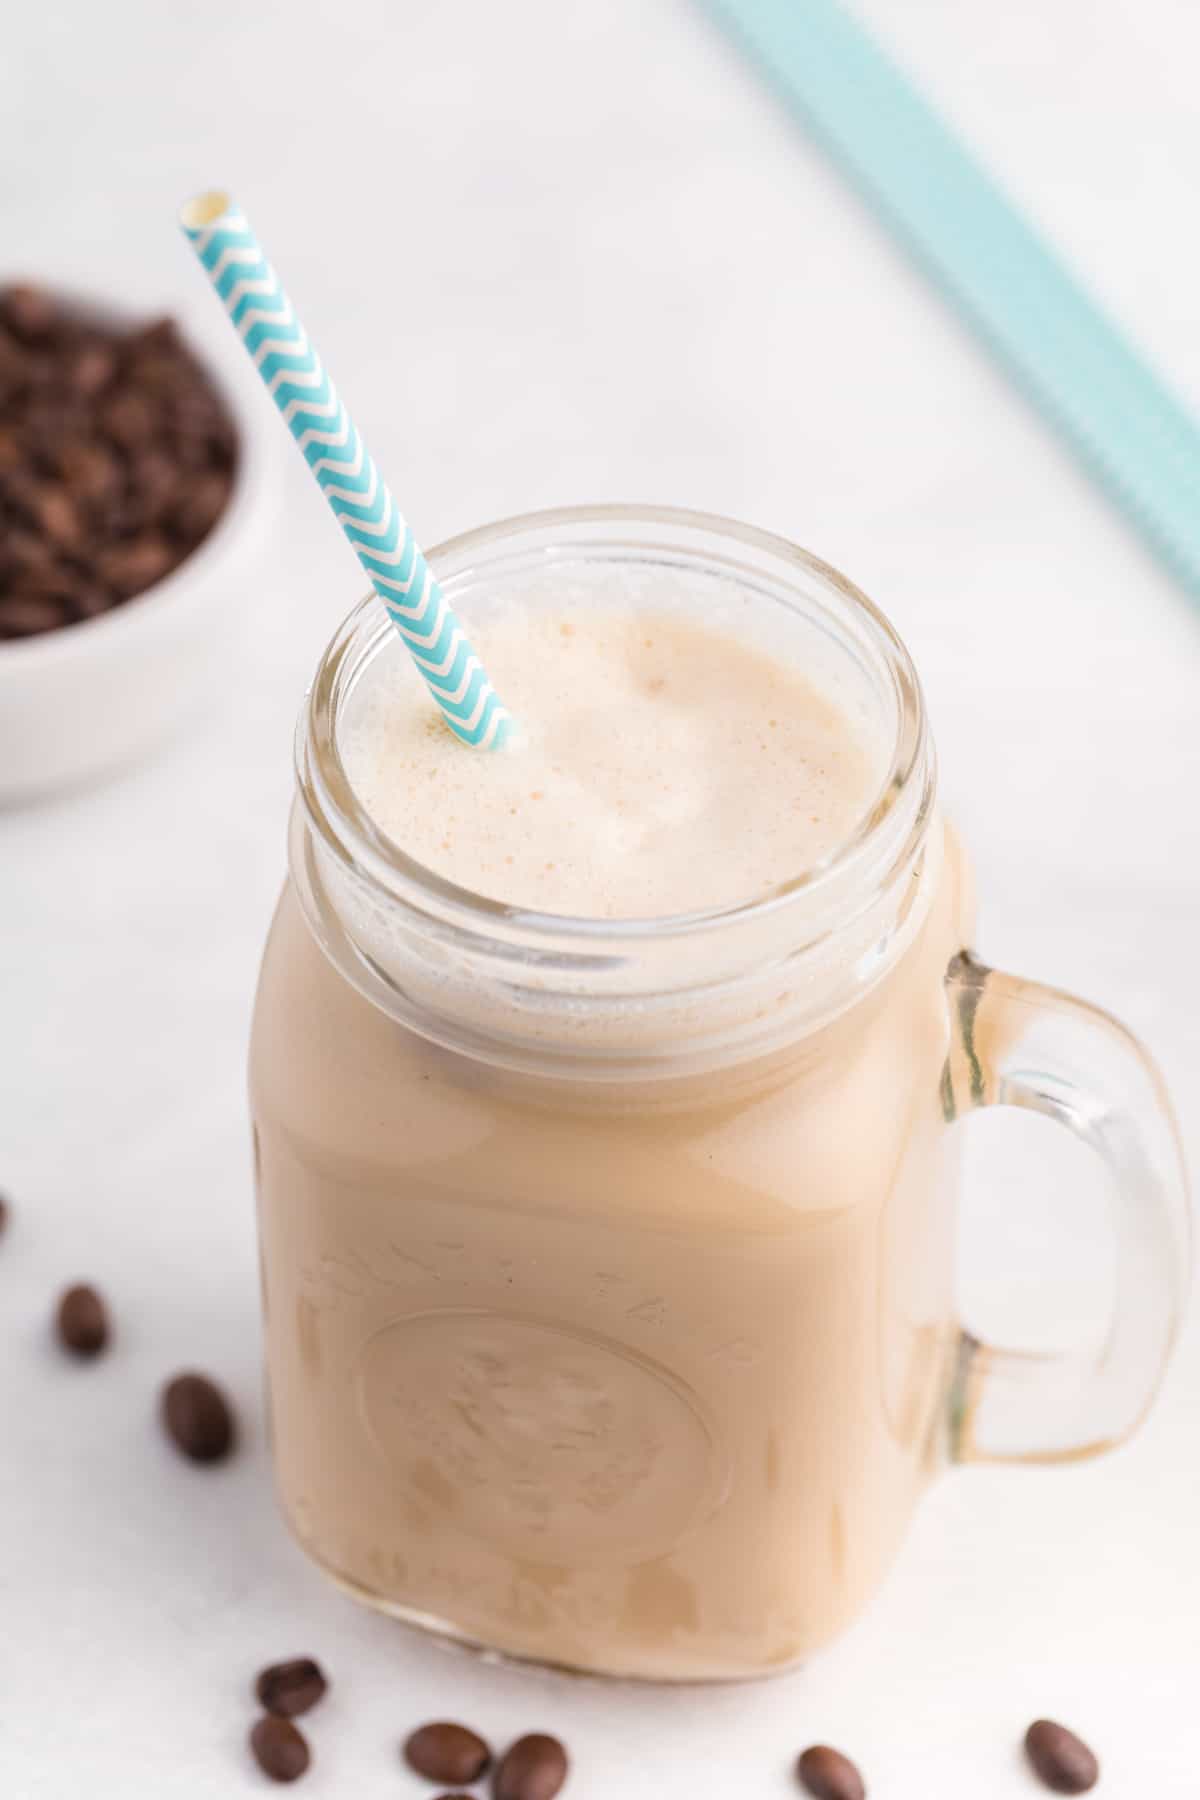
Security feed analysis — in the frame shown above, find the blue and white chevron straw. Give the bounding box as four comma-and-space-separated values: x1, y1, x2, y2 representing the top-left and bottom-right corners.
180, 190, 511, 749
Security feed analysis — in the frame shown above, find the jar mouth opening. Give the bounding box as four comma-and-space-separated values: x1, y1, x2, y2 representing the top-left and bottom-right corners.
298, 503, 932, 951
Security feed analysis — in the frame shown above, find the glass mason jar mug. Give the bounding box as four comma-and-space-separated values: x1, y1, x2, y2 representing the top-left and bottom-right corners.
249, 506, 1190, 1682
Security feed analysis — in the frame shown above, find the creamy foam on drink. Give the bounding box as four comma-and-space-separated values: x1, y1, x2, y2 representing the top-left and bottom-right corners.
341, 597, 885, 918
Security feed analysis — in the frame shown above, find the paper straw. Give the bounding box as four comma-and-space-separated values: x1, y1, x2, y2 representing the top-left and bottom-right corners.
180, 190, 511, 749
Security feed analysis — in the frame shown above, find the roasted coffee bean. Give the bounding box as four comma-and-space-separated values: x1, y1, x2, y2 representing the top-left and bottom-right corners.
208, 417, 238, 469
58, 440, 122, 508
22, 352, 58, 396
0, 527, 54, 576
0, 469, 44, 529
796, 1745, 865, 1800
128, 450, 178, 522
0, 1193, 9, 1236
32, 483, 82, 549
169, 471, 231, 543
7, 555, 82, 600
405, 1723, 493, 1786
97, 533, 176, 597
1024, 1720, 1099, 1794
2, 284, 57, 344
249, 1715, 310, 1784
255, 1658, 327, 1719
100, 387, 156, 451
493, 1734, 569, 1800
24, 397, 88, 468
65, 585, 114, 623
167, 376, 222, 427
130, 353, 188, 397
161, 1371, 236, 1463
171, 423, 224, 473
55, 1283, 110, 1356
67, 341, 116, 398
126, 316, 183, 361
0, 332, 30, 405
0, 595, 70, 638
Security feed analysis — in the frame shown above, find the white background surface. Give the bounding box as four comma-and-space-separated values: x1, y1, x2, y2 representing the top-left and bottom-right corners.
2, 1, 1199, 1792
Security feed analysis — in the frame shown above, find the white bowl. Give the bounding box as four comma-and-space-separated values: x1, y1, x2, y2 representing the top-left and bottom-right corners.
0, 285, 280, 803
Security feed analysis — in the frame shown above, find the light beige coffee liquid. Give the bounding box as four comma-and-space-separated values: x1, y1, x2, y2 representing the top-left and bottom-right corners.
251, 576, 971, 1679
341, 600, 885, 917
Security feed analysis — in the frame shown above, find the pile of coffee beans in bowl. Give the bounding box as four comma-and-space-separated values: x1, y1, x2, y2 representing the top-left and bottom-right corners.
0, 282, 237, 641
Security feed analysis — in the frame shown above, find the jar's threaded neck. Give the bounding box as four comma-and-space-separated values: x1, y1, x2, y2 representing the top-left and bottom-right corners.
292, 505, 936, 1079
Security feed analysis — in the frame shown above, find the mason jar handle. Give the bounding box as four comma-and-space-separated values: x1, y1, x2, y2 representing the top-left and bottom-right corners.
943, 952, 1191, 1464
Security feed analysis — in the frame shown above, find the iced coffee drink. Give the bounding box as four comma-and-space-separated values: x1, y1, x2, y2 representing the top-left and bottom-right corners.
250, 507, 1188, 1680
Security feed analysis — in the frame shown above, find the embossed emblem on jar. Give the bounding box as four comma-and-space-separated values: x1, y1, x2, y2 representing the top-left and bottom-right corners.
356, 1310, 725, 1563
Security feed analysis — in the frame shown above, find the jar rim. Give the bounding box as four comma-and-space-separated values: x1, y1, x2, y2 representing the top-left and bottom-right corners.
297, 502, 933, 954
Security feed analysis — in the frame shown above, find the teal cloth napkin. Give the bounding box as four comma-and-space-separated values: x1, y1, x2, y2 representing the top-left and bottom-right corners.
704, 0, 1200, 596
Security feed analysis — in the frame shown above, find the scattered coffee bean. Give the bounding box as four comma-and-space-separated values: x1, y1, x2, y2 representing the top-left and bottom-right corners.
1024, 1720, 1099, 1794
249, 1714, 310, 1784
405, 1723, 493, 1786
0, 282, 237, 641
493, 1734, 569, 1800
796, 1744, 865, 1800
161, 1371, 236, 1464
0, 1193, 8, 1235
256, 1657, 327, 1720
55, 1283, 110, 1357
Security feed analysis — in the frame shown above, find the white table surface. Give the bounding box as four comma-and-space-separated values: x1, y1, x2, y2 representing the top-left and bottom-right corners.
3, 1, 1199, 1793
